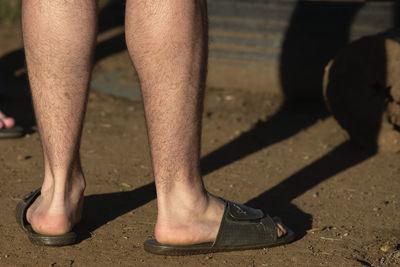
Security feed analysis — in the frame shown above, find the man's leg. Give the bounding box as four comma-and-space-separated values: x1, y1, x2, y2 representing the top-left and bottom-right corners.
125, 0, 286, 245
22, 0, 97, 235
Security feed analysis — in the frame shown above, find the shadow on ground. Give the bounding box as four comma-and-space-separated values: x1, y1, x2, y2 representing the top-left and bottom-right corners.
79, 103, 374, 241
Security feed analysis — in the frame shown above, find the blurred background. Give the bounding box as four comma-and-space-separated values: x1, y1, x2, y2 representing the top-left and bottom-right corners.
0, 0, 397, 97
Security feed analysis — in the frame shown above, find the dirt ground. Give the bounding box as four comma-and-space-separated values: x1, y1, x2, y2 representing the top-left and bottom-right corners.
0, 23, 400, 267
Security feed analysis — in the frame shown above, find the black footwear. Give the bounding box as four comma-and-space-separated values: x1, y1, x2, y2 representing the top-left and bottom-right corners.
0, 125, 24, 138
15, 188, 78, 246
144, 199, 295, 255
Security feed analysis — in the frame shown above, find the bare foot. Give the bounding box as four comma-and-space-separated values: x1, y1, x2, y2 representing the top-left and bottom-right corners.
26, 175, 85, 235
0, 111, 16, 129
155, 192, 288, 245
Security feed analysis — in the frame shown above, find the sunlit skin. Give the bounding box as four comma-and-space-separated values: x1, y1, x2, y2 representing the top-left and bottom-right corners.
23, 0, 286, 245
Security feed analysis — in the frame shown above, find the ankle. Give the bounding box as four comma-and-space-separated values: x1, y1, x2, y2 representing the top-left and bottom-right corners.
43, 158, 84, 183
156, 186, 225, 227
157, 182, 208, 215
42, 163, 85, 189
40, 171, 85, 208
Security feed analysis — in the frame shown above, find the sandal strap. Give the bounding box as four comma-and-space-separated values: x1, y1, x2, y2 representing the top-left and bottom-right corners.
15, 188, 41, 232
213, 200, 277, 248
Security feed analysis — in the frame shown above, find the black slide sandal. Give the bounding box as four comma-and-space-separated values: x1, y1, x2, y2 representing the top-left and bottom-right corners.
0, 125, 24, 138
15, 188, 78, 246
144, 199, 295, 255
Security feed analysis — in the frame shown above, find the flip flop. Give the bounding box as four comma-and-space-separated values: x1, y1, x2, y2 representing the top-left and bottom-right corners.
15, 188, 78, 246
0, 125, 24, 138
144, 199, 295, 255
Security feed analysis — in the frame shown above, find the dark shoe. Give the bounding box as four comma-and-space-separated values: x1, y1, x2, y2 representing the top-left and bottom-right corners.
15, 188, 78, 246
144, 199, 295, 255
0, 125, 24, 138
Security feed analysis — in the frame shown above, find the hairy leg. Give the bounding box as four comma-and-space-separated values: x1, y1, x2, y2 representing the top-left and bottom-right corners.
125, 0, 286, 245
22, 0, 97, 235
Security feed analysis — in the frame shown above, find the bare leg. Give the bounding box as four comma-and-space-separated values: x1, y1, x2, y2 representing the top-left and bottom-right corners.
22, 0, 97, 235
125, 0, 286, 245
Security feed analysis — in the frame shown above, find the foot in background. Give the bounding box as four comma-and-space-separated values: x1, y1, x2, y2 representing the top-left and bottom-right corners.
0, 110, 23, 138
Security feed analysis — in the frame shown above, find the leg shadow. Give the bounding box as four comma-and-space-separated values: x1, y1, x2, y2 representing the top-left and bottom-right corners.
245, 141, 375, 239
78, 182, 156, 240
78, 140, 374, 242
280, 1, 364, 100
201, 101, 329, 175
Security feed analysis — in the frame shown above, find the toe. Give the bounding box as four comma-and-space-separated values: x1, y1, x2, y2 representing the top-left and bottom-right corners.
0, 111, 15, 129
2, 117, 15, 128
273, 216, 288, 237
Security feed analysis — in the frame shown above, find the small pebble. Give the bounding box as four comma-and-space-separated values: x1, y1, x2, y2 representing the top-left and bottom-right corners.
100, 123, 111, 128
373, 207, 381, 211
379, 201, 389, 206
381, 245, 392, 252
234, 130, 241, 136
120, 183, 132, 188
313, 192, 319, 198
